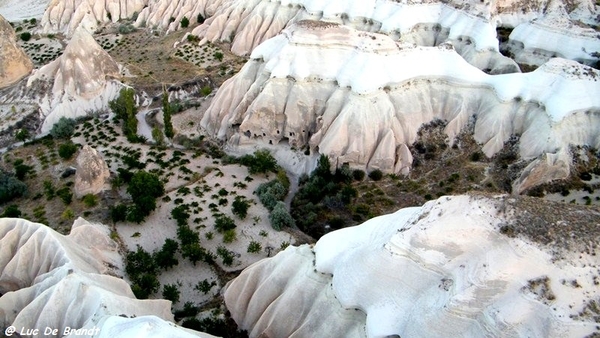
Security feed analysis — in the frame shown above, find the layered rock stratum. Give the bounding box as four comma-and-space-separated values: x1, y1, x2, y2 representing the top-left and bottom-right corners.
224, 194, 600, 337
200, 22, 600, 186
27, 27, 123, 132
41, 0, 145, 36
191, 0, 599, 68
0, 217, 215, 337
0, 14, 33, 88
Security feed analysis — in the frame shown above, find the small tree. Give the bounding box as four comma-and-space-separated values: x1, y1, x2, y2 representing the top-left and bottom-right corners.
0, 171, 27, 203
231, 196, 250, 219
214, 214, 236, 233
127, 171, 164, 219
58, 142, 78, 159
162, 91, 174, 138
50, 117, 76, 139
1, 205, 22, 217
154, 238, 179, 270
247, 241, 262, 253
269, 201, 295, 230
180, 16, 190, 28
195, 279, 216, 295
368, 169, 383, 181
162, 283, 180, 303
152, 126, 165, 147
15, 129, 29, 142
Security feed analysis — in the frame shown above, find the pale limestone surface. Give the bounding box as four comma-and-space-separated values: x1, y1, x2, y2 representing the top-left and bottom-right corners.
0, 14, 32, 88
74, 145, 110, 198
224, 195, 600, 337
0, 217, 214, 337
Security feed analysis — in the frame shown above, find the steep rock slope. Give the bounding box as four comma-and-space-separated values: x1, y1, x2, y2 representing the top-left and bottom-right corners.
191, 0, 598, 69
27, 27, 122, 132
224, 195, 600, 337
506, 2, 600, 67
191, 0, 519, 72
40, 0, 146, 36
200, 22, 600, 182
0, 14, 33, 88
134, 0, 225, 33
0, 217, 214, 337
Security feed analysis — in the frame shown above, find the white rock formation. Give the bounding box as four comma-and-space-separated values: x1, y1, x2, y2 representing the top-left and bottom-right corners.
40, 0, 146, 36
134, 0, 224, 33
0, 217, 214, 337
74, 145, 110, 198
0, 0, 49, 21
0, 14, 33, 88
190, 0, 598, 69
506, 2, 600, 67
201, 22, 600, 181
224, 195, 600, 337
27, 27, 123, 132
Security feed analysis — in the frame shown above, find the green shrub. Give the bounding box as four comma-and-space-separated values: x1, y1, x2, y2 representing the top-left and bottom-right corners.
110, 204, 128, 222
0, 171, 27, 203
199, 86, 212, 96
197, 13, 205, 24
240, 149, 279, 174
20, 32, 31, 41
154, 238, 179, 270
255, 179, 287, 211
247, 241, 261, 253
13, 159, 33, 180
50, 117, 76, 139
231, 196, 250, 219
15, 129, 29, 142
195, 279, 216, 294
126, 171, 164, 220
56, 187, 72, 205
368, 169, 383, 181
162, 283, 180, 303
131, 273, 159, 299
269, 201, 295, 230
180, 16, 189, 28
214, 51, 223, 61
222, 229, 237, 243
58, 142, 78, 159
82, 193, 97, 207
352, 169, 365, 181
216, 246, 234, 266
214, 214, 236, 233
1, 205, 22, 217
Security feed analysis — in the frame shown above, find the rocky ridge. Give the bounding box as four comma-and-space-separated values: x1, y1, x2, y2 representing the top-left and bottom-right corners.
0, 217, 214, 337
200, 22, 600, 187
27, 27, 122, 132
224, 194, 600, 337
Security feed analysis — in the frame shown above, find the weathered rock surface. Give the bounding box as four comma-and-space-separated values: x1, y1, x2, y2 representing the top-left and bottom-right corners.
41, 0, 146, 36
200, 22, 600, 186
74, 145, 110, 198
0, 217, 214, 337
134, 0, 225, 33
27, 27, 122, 132
224, 195, 600, 337
0, 14, 33, 88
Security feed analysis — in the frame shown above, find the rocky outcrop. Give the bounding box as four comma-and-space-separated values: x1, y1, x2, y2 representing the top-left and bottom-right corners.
506, 3, 600, 67
74, 145, 110, 198
200, 22, 600, 183
0, 217, 215, 337
134, 0, 225, 33
27, 27, 122, 132
191, 0, 518, 73
0, 14, 33, 88
41, 0, 146, 36
224, 195, 600, 337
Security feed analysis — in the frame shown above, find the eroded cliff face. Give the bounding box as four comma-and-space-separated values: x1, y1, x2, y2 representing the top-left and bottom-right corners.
40, 0, 146, 36
0, 14, 33, 88
190, 0, 598, 69
27, 27, 123, 132
200, 22, 600, 185
0, 217, 215, 337
224, 195, 600, 337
